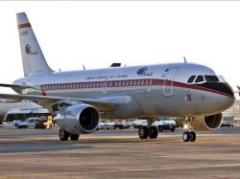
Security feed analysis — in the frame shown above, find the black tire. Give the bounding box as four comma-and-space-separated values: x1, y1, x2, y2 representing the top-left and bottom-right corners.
70, 134, 79, 141
148, 126, 158, 139
18, 126, 27, 129
138, 126, 148, 139
171, 127, 175, 132
59, 129, 69, 141
182, 131, 190, 142
158, 126, 163, 132
189, 131, 196, 142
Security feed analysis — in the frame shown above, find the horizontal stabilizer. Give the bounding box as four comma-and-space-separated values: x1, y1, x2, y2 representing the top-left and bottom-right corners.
0, 83, 33, 89
0, 83, 38, 94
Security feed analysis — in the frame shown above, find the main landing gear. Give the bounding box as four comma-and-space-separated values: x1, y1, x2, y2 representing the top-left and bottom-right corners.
182, 116, 196, 142
59, 129, 79, 141
138, 120, 158, 139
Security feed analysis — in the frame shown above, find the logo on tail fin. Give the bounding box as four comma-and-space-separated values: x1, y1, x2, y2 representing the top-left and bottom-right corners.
25, 44, 38, 55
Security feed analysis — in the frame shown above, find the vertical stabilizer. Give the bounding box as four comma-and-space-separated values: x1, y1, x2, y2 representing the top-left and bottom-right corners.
17, 12, 53, 77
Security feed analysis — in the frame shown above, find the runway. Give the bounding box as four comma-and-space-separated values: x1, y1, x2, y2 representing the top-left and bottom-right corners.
0, 127, 240, 179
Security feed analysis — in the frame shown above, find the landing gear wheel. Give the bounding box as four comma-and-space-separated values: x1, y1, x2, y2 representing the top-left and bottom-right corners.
158, 126, 163, 132
183, 131, 190, 142
70, 134, 80, 141
148, 126, 158, 139
138, 126, 149, 139
189, 131, 196, 142
182, 131, 196, 142
59, 129, 69, 141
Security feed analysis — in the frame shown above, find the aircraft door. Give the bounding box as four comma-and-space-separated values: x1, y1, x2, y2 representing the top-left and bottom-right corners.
103, 76, 108, 94
162, 66, 179, 96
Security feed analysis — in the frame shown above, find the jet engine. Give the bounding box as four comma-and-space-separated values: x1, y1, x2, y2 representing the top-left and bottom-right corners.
55, 104, 99, 135
190, 113, 223, 131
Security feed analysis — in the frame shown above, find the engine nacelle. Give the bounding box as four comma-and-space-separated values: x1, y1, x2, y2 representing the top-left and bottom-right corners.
55, 104, 99, 135
190, 113, 223, 131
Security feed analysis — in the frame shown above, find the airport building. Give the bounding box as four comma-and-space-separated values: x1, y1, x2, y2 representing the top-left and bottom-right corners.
222, 99, 240, 126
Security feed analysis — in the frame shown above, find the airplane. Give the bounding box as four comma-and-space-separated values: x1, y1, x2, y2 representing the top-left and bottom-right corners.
0, 12, 234, 142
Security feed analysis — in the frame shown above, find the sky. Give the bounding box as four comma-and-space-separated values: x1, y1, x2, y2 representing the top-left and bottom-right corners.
0, 1, 240, 93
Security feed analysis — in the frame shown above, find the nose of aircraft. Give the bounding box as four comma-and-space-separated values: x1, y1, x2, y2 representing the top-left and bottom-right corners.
199, 81, 235, 111
201, 82, 234, 98
211, 82, 235, 110
214, 82, 234, 97
220, 82, 235, 108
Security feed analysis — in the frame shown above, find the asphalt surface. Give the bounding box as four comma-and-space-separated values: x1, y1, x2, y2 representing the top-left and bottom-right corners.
0, 127, 240, 178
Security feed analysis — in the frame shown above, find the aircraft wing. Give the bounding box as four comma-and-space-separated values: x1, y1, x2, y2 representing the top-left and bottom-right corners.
0, 93, 118, 112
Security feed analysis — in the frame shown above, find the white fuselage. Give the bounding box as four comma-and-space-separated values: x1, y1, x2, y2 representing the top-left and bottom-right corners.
14, 63, 234, 119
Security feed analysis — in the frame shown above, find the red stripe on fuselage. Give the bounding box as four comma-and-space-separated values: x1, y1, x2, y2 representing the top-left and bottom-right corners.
40, 79, 233, 99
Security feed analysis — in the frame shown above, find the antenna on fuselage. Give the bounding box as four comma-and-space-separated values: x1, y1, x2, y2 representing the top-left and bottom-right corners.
183, 56, 187, 63
110, 63, 121, 67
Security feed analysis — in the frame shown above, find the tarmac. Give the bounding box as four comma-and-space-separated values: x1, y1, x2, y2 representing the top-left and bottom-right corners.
0, 127, 240, 179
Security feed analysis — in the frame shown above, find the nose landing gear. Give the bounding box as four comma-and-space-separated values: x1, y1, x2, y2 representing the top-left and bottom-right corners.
183, 131, 196, 142
183, 116, 196, 142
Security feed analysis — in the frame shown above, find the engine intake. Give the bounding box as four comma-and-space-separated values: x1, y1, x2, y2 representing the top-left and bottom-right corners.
191, 113, 223, 131
79, 107, 99, 132
55, 104, 99, 134
204, 113, 222, 129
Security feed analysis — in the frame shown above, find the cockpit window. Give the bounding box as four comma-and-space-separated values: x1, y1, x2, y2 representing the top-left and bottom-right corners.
187, 75, 196, 83
195, 75, 204, 83
205, 75, 219, 82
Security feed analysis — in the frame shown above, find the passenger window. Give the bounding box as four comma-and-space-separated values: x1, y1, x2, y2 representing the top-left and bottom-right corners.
195, 75, 204, 83
187, 75, 196, 83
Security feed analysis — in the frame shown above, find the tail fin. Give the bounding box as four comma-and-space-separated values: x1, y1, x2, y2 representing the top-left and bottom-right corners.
17, 12, 53, 77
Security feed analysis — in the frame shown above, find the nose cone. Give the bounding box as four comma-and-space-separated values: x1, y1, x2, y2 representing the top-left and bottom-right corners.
222, 93, 235, 108
212, 82, 235, 111
216, 94, 235, 114
198, 82, 235, 112
202, 82, 234, 98
215, 82, 234, 97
